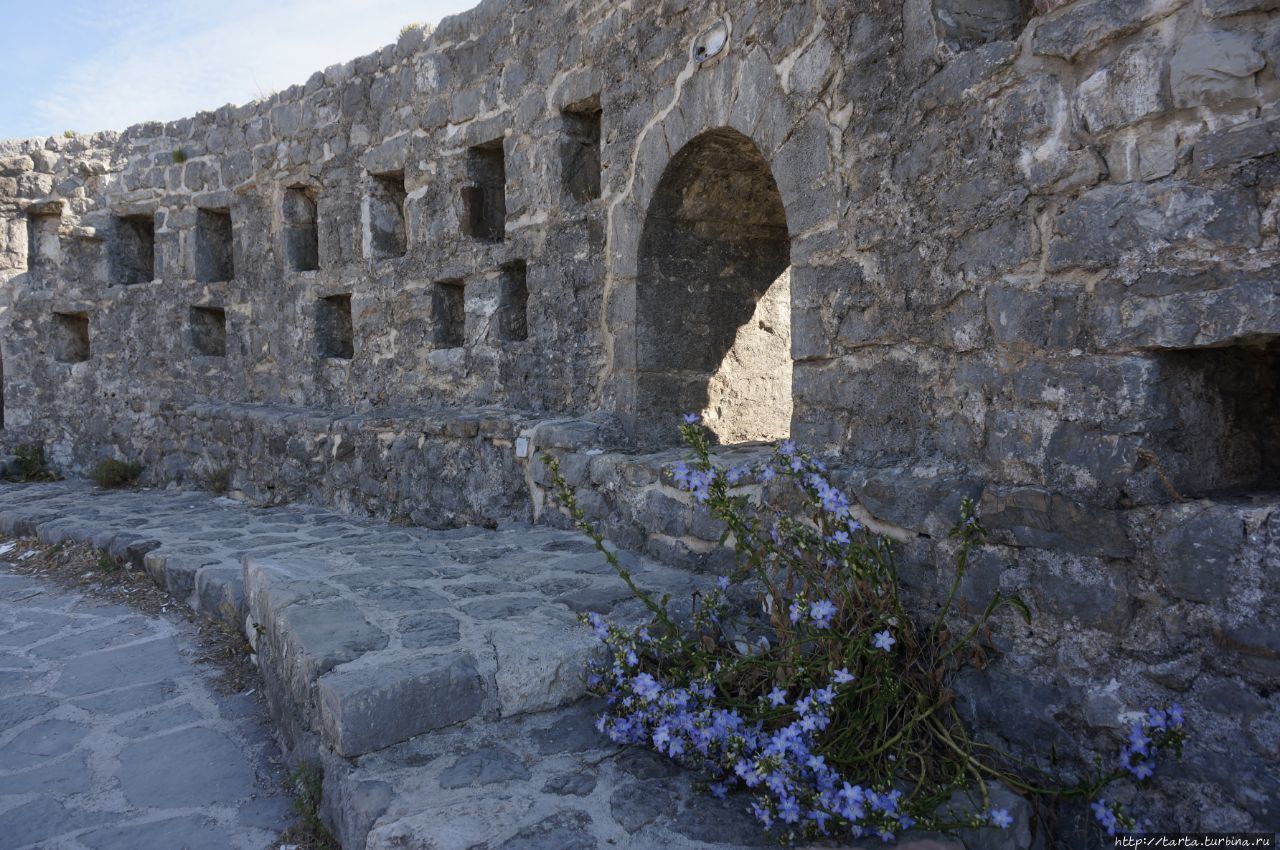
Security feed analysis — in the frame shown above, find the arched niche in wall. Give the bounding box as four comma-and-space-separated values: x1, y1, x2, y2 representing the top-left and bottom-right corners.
635, 128, 791, 448
602, 42, 833, 450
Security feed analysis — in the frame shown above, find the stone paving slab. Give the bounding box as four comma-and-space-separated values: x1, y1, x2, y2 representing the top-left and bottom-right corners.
0, 568, 291, 850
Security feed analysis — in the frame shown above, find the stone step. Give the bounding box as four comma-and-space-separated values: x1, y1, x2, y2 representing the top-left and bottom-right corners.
0, 481, 702, 758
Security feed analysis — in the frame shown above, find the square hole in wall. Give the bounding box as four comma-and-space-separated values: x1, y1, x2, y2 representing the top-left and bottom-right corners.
190, 306, 227, 357
1154, 338, 1280, 496
561, 100, 602, 203
284, 187, 320, 272
317, 294, 354, 359
52, 312, 90, 363
461, 139, 506, 242
195, 208, 235, 282
367, 172, 407, 259
111, 215, 156, 285
433, 280, 466, 348
497, 261, 528, 343
26, 211, 61, 273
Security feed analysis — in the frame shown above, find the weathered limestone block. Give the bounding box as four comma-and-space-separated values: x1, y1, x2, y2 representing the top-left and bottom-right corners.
317, 653, 485, 757
979, 485, 1134, 557
1033, 0, 1190, 61
1203, 0, 1280, 17
1075, 40, 1168, 134
1106, 123, 1178, 182
933, 0, 1028, 47
1170, 30, 1266, 107
1152, 503, 1246, 603
1047, 182, 1261, 271
1093, 267, 1280, 350
1193, 114, 1280, 172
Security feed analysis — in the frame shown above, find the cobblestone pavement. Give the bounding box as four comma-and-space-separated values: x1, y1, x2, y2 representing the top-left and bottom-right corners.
0, 565, 292, 850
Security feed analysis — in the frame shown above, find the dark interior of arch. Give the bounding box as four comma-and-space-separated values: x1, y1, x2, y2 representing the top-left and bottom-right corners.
636, 128, 791, 448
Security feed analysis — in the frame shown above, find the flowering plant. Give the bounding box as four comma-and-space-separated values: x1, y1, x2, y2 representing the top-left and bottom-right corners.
544, 419, 1185, 843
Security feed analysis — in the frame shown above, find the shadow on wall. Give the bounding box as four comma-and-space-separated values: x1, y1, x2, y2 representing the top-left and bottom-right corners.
636, 128, 792, 448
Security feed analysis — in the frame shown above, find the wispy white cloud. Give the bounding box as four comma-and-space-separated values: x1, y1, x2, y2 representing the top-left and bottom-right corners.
16, 0, 475, 138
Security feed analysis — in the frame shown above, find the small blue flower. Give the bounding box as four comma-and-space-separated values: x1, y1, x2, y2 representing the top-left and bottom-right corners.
632, 672, 661, 701
586, 612, 609, 640
809, 599, 836, 629
988, 808, 1013, 829
708, 781, 728, 799
814, 685, 836, 705
1130, 760, 1155, 781
832, 667, 856, 684
1091, 799, 1119, 837
1146, 707, 1167, 730
789, 600, 804, 624
1127, 724, 1150, 755
1167, 703, 1184, 728
767, 687, 788, 707
716, 575, 730, 590
682, 412, 701, 424
873, 629, 896, 652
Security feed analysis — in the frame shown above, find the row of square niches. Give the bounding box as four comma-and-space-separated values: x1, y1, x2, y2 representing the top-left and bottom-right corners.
47, 262, 529, 363
69, 105, 604, 287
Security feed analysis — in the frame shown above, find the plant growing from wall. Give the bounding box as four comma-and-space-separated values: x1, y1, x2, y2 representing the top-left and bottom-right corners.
544, 418, 1185, 844
90, 458, 144, 489
7, 442, 61, 482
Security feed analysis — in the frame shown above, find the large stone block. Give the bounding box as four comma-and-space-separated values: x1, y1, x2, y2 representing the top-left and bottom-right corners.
979, 485, 1134, 557
317, 653, 485, 757
933, 0, 1028, 47
1202, 0, 1280, 18
1152, 504, 1246, 603
1093, 267, 1279, 350
1193, 115, 1280, 173
1075, 40, 1168, 133
1170, 30, 1265, 108
1047, 182, 1261, 271
1033, 0, 1189, 61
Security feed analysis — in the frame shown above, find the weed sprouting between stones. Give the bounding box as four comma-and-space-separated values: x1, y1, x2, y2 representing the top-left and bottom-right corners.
543, 418, 1186, 844
89, 458, 144, 489
205, 464, 232, 495
282, 761, 338, 850
7, 442, 61, 482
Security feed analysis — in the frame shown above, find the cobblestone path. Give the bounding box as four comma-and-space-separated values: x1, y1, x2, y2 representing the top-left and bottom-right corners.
0, 564, 292, 850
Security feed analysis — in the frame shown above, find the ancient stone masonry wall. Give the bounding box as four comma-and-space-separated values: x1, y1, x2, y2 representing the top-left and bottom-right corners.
1, 0, 1278, 835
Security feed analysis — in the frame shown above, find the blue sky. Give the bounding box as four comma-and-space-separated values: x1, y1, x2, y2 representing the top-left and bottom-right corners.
0, 0, 477, 139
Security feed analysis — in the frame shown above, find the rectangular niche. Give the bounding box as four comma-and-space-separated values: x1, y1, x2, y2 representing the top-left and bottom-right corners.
367, 172, 407, 260
317, 294, 354, 359
195, 208, 235, 283
561, 100, 602, 203
26, 211, 61, 272
283, 187, 320, 272
52, 312, 90, 363
432, 279, 466, 348
111, 214, 156, 285
496, 261, 528, 343
460, 139, 506, 242
1154, 338, 1280, 496
189, 306, 227, 357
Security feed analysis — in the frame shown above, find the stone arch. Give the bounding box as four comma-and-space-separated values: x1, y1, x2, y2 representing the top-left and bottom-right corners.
634, 128, 791, 447
601, 45, 836, 447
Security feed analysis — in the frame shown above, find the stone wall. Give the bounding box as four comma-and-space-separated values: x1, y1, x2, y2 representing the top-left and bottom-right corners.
1, 0, 1278, 835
